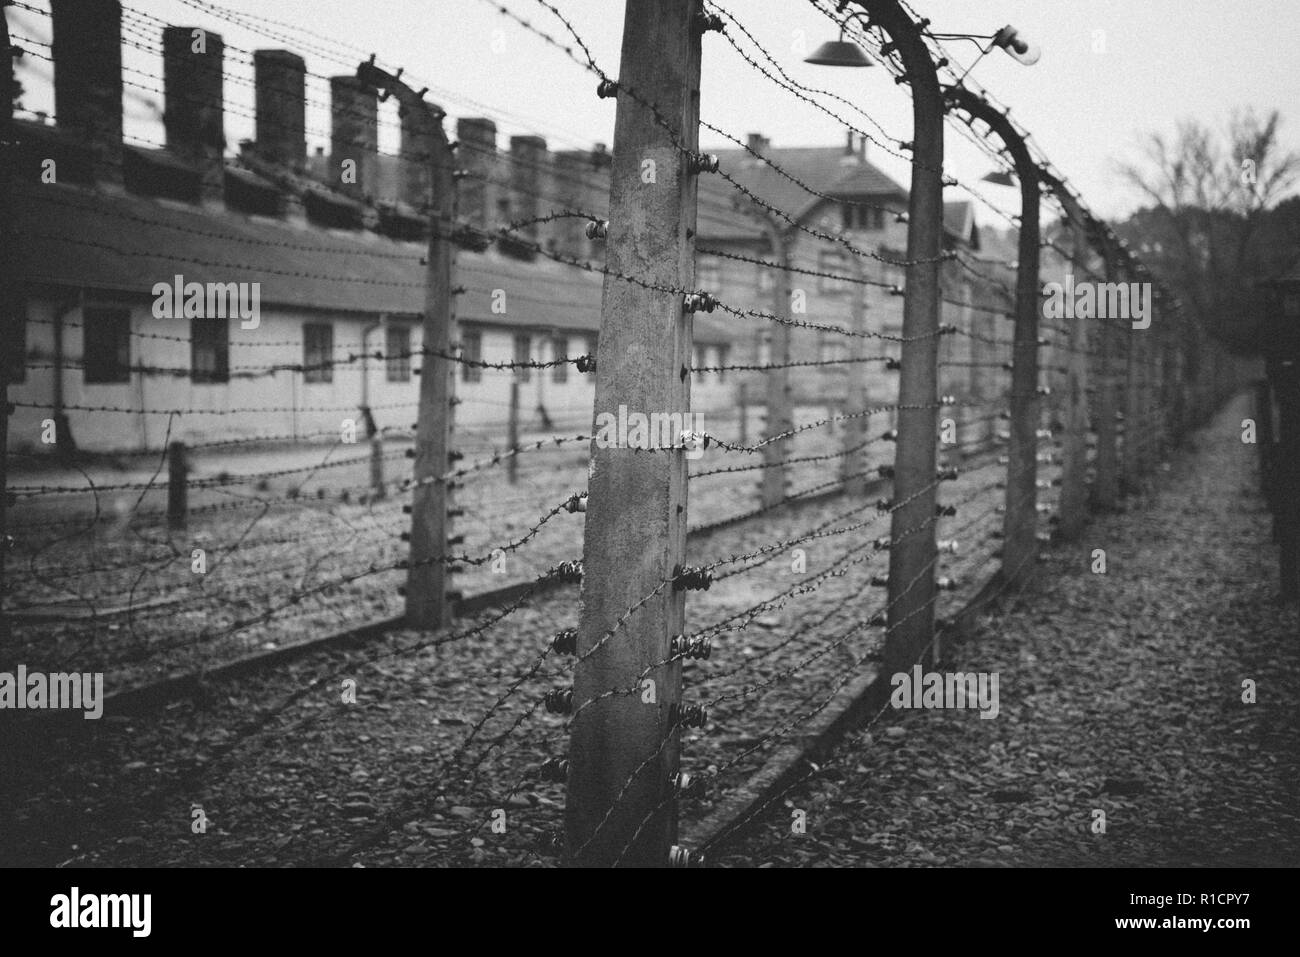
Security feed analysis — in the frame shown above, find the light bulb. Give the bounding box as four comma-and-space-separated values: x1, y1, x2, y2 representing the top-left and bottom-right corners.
993, 25, 1041, 66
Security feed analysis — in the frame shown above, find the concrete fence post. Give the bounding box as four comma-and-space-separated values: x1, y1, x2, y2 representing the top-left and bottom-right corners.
565, 0, 704, 868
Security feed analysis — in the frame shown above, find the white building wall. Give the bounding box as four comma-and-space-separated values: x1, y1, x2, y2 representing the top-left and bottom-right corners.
9, 298, 731, 453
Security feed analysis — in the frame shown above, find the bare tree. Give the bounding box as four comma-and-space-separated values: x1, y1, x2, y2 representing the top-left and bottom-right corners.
1117, 109, 1300, 349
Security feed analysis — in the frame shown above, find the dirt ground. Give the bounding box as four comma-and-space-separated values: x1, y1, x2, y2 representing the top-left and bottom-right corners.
1, 403, 1020, 867
719, 391, 1300, 867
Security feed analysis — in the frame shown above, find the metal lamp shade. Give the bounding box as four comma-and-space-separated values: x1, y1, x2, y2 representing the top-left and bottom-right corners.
803, 40, 873, 67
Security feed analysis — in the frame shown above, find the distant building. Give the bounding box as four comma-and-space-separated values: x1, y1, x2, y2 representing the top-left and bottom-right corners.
693, 132, 998, 417
6, 1, 999, 456
6, 0, 732, 453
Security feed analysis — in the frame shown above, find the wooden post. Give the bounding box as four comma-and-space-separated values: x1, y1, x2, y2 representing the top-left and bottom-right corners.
1173, 315, 1185, 442
1142, 315, 1157, 466
1257, 377, 1276, 508
1273, 355, 1300, 599
874, 0, 943, 678
756, 217, 792, 508
1135, 320, 1153, 474
167, 441, 188, 532
1156, 305, 1173, 447
957, 279, 981, 454
507, 380, 520, 485
565, 0, 702, 868
1, 13, 13, 629
737, 380, 748, 447
1121, 264, 1143, 492
357, 62, 457, 630
1159, 308, 1175, 443
1036, 180, 1118, 514
369, 434, 385, 500
842, 252, 870, 496
945, 85, 1041, 586
1000, 176, 1041, 583
967, 285, 993, 452
1091, 260, 1120, 510
1056, 224, 1089, 539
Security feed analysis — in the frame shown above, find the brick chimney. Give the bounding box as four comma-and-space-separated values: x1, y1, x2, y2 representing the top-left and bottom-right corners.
50, 0, 124, 190
551, 150, 587, 258
399, 100, 445, 211
254, 50, 306, 170
329, 76, 378, 202
162, 26, 226, 207
552, 148, 609, 259
455, 117, 497, 231
508, 135, 547, 242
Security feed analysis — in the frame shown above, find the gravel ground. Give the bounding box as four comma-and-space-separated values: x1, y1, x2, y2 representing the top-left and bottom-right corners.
717, 391, 1300, 867
0, 391, 1080, 868
0, 440, 1013, 867
3, 405, 908, 689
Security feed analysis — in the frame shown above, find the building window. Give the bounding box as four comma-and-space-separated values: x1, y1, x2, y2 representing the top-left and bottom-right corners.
513, 334, 531, 382
842, 203, 885, 231
716, 345, 728, 382
757, 330, 772, 366
83, 307, 131, 384
817, 249, 848, 293
302, 323, 333, 384
461, 330, 483, 383
189, 317, 230, 384
551, 335, 568, 383
7, 301, 26, 385
386, 325, 411, 382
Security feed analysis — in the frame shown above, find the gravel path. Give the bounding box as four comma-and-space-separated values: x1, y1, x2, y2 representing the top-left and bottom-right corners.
719, 391, 1300, 867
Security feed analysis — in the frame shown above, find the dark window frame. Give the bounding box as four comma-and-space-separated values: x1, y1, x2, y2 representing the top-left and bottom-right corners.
817, 249, 849, 294
190, 316, 231, 384
386, 324, 412, 383
302, 322, 334, 384
461, 330, 483, 383
84, 306, 132, 385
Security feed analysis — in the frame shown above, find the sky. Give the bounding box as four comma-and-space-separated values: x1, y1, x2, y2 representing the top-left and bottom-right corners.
10, 0, 1300, 224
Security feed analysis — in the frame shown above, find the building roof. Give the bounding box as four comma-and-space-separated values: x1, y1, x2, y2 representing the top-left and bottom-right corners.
11, 180, 731, 344
697, 144, 908, 241
696, 144, 987, 251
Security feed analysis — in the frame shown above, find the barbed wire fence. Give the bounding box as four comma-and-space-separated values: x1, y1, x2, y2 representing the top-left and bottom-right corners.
0, 0, 1256, 869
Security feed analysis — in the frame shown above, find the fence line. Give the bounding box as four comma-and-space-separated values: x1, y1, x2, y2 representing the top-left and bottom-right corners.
1, 0, 1257, 870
